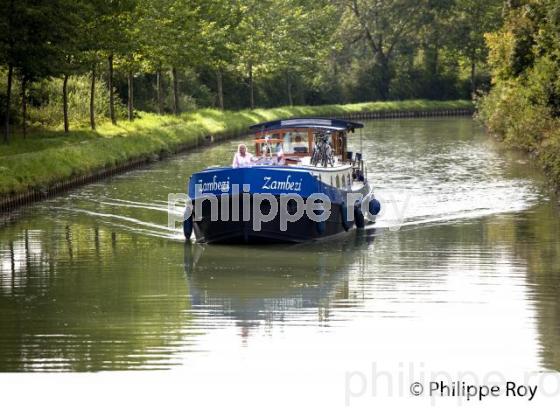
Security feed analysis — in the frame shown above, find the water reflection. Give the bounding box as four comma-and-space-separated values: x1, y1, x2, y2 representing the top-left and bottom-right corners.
0, 221, 194, 371
507, 203, 560, 371
183, 232, 376, 336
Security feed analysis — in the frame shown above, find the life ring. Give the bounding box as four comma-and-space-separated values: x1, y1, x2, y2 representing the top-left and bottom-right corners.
183, 216, 193, 240
369, 198, 381, 216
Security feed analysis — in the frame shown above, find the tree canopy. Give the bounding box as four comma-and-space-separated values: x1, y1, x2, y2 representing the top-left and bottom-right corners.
1, 0, 506, 140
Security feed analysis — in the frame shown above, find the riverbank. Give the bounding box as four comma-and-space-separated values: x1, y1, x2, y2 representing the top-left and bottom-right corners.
0, 99, 473, 211
477, 91, 560, 193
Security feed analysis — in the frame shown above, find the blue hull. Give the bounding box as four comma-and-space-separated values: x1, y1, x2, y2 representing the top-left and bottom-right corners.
187, 166, 373, 244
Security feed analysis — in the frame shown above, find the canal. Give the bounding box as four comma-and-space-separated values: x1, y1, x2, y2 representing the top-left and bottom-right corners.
1, 117, 559, 399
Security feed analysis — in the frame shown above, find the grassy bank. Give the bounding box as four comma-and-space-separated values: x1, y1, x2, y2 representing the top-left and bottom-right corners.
0, 99, 473, 198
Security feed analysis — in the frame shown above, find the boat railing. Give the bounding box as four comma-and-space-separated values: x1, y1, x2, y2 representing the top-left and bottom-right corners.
344, 151, 365, 182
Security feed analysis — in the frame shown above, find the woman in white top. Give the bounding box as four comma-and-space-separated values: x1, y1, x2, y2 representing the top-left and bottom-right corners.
232, 143, 255, 168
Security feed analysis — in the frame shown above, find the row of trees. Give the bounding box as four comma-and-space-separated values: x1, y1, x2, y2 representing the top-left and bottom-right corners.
477, 0, 560, 188
478, 0, 560, 155
336, 0, 503, 100
0, 0, 335, 141
1, 0, 505, 143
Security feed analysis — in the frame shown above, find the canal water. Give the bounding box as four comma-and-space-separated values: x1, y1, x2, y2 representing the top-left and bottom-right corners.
1, 118, 559, 405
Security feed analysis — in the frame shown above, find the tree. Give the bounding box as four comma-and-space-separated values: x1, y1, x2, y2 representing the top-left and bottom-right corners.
94, 0, 138, 125
0, 0, 17, 142
57, 1, 91, 133
451, 0, 502, 96
117, 7, 143, 121
232, 0, 276, 109
80, 0, 116, 130
0, 0, 81, 140
478, 0, 560, 149
167, 0, 207, 115
340, 0, 427, 100
136, 0, 172, 114
137, 0, 206, 115
268, 0, 335, 105
199, 0, 238, 110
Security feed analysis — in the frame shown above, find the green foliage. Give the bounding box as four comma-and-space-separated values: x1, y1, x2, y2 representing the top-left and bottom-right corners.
0, 99, 472, 195
1, 0, 501, 136
478, 80, 552, 150
28, 75, 126, 127
539, 131, 560, 187
479, 0, 560, 188
0, 0, 78, 81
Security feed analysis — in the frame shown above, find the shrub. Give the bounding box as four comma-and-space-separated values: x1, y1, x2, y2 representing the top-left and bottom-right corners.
539, 129, 560, 187
477, 78, 552, 151
27, 74, 126, 127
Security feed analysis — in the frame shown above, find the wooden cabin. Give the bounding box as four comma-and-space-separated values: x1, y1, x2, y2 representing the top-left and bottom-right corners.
249, 118, 366, 189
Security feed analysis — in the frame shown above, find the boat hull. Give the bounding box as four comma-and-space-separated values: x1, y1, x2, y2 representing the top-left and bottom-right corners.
187, 166, 375, 244
191, 194, 362, 244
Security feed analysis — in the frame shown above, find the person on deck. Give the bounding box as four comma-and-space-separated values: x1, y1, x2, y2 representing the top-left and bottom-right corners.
275, 143, 285, 165
232, 143, 254, 168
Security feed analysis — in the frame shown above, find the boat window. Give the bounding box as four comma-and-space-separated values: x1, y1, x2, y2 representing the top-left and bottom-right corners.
336, 174, 340, 188
336, 132, 346, 156
261, 132, 282, 140
283, 131, 308, 154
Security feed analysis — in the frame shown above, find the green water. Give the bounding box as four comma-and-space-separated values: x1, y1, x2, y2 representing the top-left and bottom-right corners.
1, 117, 559, 375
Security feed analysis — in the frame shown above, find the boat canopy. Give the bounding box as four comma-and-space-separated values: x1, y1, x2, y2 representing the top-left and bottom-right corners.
249, 118, 363, 133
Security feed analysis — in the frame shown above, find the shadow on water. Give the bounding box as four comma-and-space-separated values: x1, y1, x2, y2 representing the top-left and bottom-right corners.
509, 202, 560, 371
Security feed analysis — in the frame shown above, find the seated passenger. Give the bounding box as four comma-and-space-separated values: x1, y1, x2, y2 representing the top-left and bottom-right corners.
275, 143, 285, 165
232, 143, 254, 168
259, 145, 274, 165
261, 145, 271, 158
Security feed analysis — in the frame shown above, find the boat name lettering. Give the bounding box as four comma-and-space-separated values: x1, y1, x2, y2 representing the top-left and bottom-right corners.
198, 175, 230, 193
262, 175, 303, 191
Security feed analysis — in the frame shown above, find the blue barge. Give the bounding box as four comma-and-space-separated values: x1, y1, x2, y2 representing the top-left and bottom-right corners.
183, 118, 380, 243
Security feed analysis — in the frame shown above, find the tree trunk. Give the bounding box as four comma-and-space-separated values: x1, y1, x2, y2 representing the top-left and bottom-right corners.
470, 59, 476, 97
156, 69, 163, 115
286, 73, 293, 106
90, 67, 96, 130
172, 67, 179, 115
21, 77, 27, 139
216, 69, 224, 110
127, 71, 134, 121
4, 64, 13, 143
108, 54, 116, 125
378, 57, 391, 101
248, 62, 254, 109
63, 74, 69, 133
425, 45, 439, 78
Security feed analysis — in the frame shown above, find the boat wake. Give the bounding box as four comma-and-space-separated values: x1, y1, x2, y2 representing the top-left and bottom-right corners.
372, 180, 540, 231
51, 177, 541, 241
42, 119, 544, 242
51, 200, 185, 241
